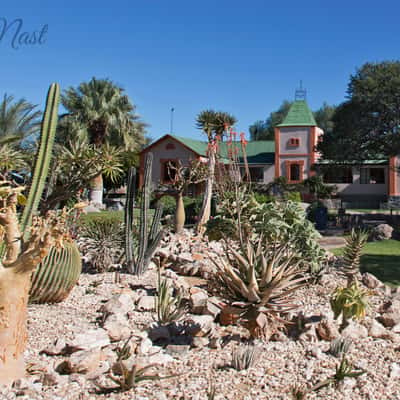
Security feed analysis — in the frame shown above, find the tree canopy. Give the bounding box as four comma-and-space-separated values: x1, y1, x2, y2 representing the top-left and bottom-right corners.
318, 61, 400, 161
249, 100, 335, 141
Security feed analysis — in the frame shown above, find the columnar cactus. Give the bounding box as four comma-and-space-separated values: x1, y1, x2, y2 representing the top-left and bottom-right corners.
124, 152, 163, 275
20, 83, 60, 238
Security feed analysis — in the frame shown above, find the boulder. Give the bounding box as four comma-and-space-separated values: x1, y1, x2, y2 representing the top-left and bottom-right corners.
185, 315, 215, 337
370, 224, 393, 241
57, 349, 105, 374
99, 292, 135, 316
341, 322, 368, 340
378, 300, 400, 328
190, 291, 208, 314
67, 329, 110, 353
362, 273, 383, 289
316, 319, 340, 341
369, 319, 395, 340
41, 338, 67, 356
137, 295, 156, 311
103, 313, 131, 342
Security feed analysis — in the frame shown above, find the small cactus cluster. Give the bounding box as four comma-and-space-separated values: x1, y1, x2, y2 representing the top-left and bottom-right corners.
124, 152, 164, 275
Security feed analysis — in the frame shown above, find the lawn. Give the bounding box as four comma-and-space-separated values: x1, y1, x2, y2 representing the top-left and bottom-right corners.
332, 239, 400, 286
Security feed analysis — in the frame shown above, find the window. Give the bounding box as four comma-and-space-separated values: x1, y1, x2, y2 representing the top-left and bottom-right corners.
360, 168, 385, 184
323, 167, 353, 184
239, 167, 264, 182
288, 137, 300, 147
161, 160, 178, 182
285, 160, 304, 183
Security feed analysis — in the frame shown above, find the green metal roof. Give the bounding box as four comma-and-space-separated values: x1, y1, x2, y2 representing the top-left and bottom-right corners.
277, 100, 317, 127
171, 135, 275, 164
316, 159, 388, 165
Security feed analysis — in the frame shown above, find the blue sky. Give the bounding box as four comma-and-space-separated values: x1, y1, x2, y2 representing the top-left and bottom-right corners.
1, 0, 400, 141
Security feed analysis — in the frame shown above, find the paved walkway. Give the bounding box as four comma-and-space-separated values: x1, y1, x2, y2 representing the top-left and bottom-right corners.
318, 236, 346, 250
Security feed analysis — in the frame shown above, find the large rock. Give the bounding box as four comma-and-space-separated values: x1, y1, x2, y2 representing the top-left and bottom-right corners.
316, 319, 340, 341
378, 300, 400, 328
103, 313, 131, 342
362, 273, 383, 289
185, 315, 215, 337
370, 224, 393, 241
57, 349, 105, 374
190, 290, 208, 314
137, 295, 156, 311
341, 322, 368, 340
99, 292, 135, 316
67, 329, 110, 353
369, 319, 396, 341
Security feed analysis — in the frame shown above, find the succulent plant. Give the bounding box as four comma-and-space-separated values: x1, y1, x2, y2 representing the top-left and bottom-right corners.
155, 271, 187, 325
329, 337, 352, 358
124, 153, 164, 275
342, 228, 368, 283
331, 282, 370, 330
209, 235, 308, 338
231, 344, 260, 371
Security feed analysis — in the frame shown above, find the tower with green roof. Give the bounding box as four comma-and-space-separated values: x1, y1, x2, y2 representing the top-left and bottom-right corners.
274, 96, 323, 184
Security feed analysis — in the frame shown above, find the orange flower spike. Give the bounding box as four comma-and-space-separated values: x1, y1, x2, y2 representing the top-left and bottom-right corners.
240, 132, 248, 146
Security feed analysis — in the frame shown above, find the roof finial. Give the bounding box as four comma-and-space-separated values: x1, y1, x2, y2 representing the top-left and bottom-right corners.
295, 80, 307, 101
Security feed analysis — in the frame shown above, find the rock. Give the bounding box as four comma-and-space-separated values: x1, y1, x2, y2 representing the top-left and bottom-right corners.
185, 315, 215, 337
137, 338, 155, 355
378, 300, 400, 328
148, 325, 171, 343
103, 314, 131, 342
299, 325, 319, 343
192, 337, 209, 348
41, 338, 67, 356
369, 319, 394, 340
392, 323, 400, 333
145, 352, 174, 365
137, 295, 156, 311
67, 329, 110, 353
190, 291, 208, 314
86, 360, 111, 380
166, 344, 190, 356
57, 349, 105, 374
341, 322, 368, 340
177, 252, 193, 263
203, 297, 222, 319
390, 363, 400, 379
270, 331, 289, 342
362, 273, 383, 289
316, 319, 340, 341
370, 224, 393, 241
100, 292, 135, 316
209, 336, 222, 349
41, 372, 62, 387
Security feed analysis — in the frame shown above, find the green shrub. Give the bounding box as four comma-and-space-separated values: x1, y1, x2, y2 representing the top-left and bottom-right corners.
157, 195, 176, 216
79, 211, 123, 230
286, 191, 301, 203
205, 216, 237, 241
252, 192, 275, 204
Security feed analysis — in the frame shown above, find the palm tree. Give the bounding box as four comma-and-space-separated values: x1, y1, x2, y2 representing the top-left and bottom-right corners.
61, 78, 146, 204
195, 110, 237, 233
0, 94, 41, 145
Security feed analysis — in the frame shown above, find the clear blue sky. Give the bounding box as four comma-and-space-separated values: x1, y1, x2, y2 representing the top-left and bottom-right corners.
1, 0, 400, 141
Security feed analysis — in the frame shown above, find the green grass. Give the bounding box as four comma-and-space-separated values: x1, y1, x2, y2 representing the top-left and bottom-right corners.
332, 239, 400, 286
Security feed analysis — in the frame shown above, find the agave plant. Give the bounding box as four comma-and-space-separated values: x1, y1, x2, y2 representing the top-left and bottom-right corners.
209, 235, 308, 338
155, 272, 187, 325
329, 337, 352, 358
331, 282, 370, 331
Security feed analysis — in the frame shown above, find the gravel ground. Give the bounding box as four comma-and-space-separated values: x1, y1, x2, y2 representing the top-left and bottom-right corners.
1, 267, 400, 400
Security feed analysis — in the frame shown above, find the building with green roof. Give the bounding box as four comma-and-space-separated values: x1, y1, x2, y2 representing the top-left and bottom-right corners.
140, 99, 398, 207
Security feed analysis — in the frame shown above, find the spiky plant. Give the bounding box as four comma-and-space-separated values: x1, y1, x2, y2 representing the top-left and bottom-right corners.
330, 282, 370, 331
79, 218, 124, 272
291, 384, 308, 400
155, 271, 187, 325
342, 229, 368, 283
329, 337, 352, 358
231, 344, 260, 371
332, 356, 365, 385
209, 235, 308, 338
94, 363, 175, 394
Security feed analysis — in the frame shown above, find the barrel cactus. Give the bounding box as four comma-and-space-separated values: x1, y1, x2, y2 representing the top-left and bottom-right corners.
29, 241, 82, 303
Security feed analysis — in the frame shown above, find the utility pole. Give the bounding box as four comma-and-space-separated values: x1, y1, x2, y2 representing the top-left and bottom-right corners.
170, 107, 174, 134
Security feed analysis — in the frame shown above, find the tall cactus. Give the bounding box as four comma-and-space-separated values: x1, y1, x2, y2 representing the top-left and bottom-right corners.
124, 152, 164, 275
20, 83, 60, 238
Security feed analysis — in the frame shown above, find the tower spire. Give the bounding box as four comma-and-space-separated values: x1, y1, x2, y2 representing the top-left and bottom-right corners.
295, 81, 307, 101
